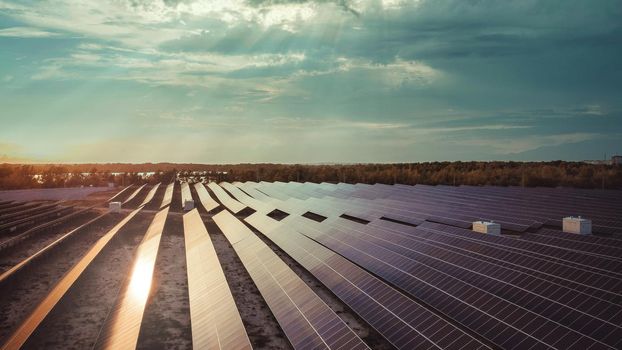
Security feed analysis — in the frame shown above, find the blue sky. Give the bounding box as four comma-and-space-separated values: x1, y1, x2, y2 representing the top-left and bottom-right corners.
0, 0, 621, 163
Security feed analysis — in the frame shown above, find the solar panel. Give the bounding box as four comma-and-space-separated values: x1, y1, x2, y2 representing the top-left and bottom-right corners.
139, 183, 160, 207
212, 210, 368, 350
181, 182, 193, 208
532, 228, 622, 251
1, 207, 144, 350
371, 219, 622, 304
0, 205, 74, 234
108, 185, 132, 202
517, 231, 622, 261
183, 209, 251, 350
327, 217, 622, 348
0, 212, 108, 285
293, 216, 611, 349
207, 183, 246, 214
160, 182, 174, 209
0, 202, 43, 217
94, 207, 169, 350
295, 182, 621, 234
417, 222, 622, 279
0, 202, 59, 224
220, 182, 275, 214
244, 212, 489, 350
122, 184, 147, 205
233, 182, 271, 201
193, 182, 220, 212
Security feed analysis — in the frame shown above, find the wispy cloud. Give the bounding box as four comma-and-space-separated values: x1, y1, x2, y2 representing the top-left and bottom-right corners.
1, 0, 621, 162
0, 26, 59, 38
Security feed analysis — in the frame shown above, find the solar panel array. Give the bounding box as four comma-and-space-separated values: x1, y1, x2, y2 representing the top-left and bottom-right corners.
207, 182, 246, 213
244, 212, 489, 350
226, 181, 622, 350
213, 210, 369, 350
2, 180, 620, 350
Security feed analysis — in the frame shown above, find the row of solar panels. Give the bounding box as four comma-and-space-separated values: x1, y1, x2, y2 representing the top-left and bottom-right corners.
219, 181, 622, 349
249, 181, 622, 235
4, 181, 620, 349
140, 180, 621, 349
1, 183, 373, 350
111, 181, 221, 213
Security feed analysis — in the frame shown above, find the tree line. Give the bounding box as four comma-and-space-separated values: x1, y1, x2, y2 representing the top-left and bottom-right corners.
1, 161, 621, 190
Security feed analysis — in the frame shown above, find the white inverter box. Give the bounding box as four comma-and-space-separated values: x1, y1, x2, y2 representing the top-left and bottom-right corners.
563, 216, 592, 235
109, 201, 122, 213
473, 221, 501, 235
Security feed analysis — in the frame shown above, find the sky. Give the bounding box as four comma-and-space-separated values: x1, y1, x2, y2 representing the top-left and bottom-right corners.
0, 0, 621, 164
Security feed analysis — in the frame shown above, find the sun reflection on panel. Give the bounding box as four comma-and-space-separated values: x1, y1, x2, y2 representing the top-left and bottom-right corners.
128, 256, 154, 301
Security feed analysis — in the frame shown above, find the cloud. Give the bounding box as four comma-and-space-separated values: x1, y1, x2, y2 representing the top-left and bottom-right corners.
0, 26, 59, 38
1, 0, 621, 162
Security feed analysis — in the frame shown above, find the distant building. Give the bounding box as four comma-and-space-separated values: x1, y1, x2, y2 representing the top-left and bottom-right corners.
613, 155, 622, 165
583, 160, 609, 165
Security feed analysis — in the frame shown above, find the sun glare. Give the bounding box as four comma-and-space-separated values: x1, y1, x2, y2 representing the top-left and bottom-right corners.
128, 256, 154, 301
